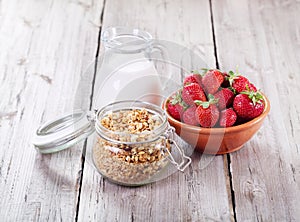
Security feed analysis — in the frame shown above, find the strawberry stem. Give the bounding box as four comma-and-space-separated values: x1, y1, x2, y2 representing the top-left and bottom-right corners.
227, 70, 241, 87
191, 70, 200, 74
201, 68, 209, 73
170, 90, 189, 109
194, 94, 218, 108
240, 90, 263, 105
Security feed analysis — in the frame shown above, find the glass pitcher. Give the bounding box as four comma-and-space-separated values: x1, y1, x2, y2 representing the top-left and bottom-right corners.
94, 26, 172, 108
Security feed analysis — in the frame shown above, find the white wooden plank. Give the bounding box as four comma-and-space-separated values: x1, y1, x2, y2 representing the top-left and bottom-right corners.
212, 0, 300, 221
78, 0, 234, 221
0, 0, 104, 220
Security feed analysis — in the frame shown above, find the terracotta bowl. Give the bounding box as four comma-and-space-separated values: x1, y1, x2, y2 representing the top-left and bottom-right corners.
162, 94, 270, 154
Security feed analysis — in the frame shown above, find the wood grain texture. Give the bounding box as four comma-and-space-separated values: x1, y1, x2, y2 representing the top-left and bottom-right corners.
0, 0, 103, 220
212, 0, 300, 221
1, 0, 299, 221
77, 0, 233, 221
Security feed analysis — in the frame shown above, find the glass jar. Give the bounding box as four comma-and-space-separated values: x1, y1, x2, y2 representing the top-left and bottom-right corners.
33, 101, 193, 186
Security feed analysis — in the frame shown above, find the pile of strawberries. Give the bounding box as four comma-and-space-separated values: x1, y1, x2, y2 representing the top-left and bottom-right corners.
166, 69, 265, 128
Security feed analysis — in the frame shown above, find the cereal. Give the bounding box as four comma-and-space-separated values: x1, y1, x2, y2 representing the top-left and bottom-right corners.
93, 108, 171, 185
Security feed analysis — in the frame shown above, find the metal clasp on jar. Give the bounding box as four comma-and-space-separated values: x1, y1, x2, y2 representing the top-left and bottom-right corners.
160, 126, 192, 172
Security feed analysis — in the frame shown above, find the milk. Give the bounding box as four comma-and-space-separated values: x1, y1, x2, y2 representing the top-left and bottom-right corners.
94, 57, 164, 109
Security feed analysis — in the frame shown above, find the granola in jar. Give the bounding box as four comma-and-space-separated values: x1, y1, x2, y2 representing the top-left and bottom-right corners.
93, 108, 171, 185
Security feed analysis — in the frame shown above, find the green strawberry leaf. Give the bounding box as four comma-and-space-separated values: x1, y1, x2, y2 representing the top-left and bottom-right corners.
252, 96, 257, 105
201, 101, 210, 109
195, 95, 218, 108
170, 90, 182, 105
241, 90, 264, 105
228, 86, 236, 94
180, 100, 189, 109
194, 100, 209, 108
227, 69, 241, 87
235, 66, 240, 75
228, 71, 236, 86
228, 70, 235, 76
201, 68, 209, 75
245, 84, 250, 91
207, 94, 214, 100
207, 94, 219, 104
194, 100, 202, 106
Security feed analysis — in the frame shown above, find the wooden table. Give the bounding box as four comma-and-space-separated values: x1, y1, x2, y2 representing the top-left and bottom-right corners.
1, 0, 300, 221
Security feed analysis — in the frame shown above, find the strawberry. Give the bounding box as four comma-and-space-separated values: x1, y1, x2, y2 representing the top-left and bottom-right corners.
182, 83, 207, 106
221, 72, 230, 88
195, 95, 220, 128
183, 73, 202, 86
167, 102, 184, 121
214, 88, 235, 110
233, 91, 265, 120
182, 106, 199, 126
232, 76, 250, 93
201, 69, 224, 94
248, 83, 257, 92
167, 91, 187, 121
234, 116, 248, 126
227, 70, 250, 93
219, 108, 237, 127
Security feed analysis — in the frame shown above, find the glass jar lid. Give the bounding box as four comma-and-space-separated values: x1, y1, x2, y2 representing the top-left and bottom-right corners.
32, 110, 95, 153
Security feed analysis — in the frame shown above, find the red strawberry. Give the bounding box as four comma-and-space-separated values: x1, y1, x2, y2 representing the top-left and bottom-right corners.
214, 88, 235, 110
195, 95, 220, 128
219, 108, 237, 127
182, 83, 207, 106
232, 76, 250, 93
167, 91, 186, 121
233, 91, 265, 120
182, 106, 198, 126
227, 70, 250, 93
167, 102, 184, 121
234, 116, 248, 126
183, 73, 202, 86
248, 83, 257, 92
201, 69, 224, 94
